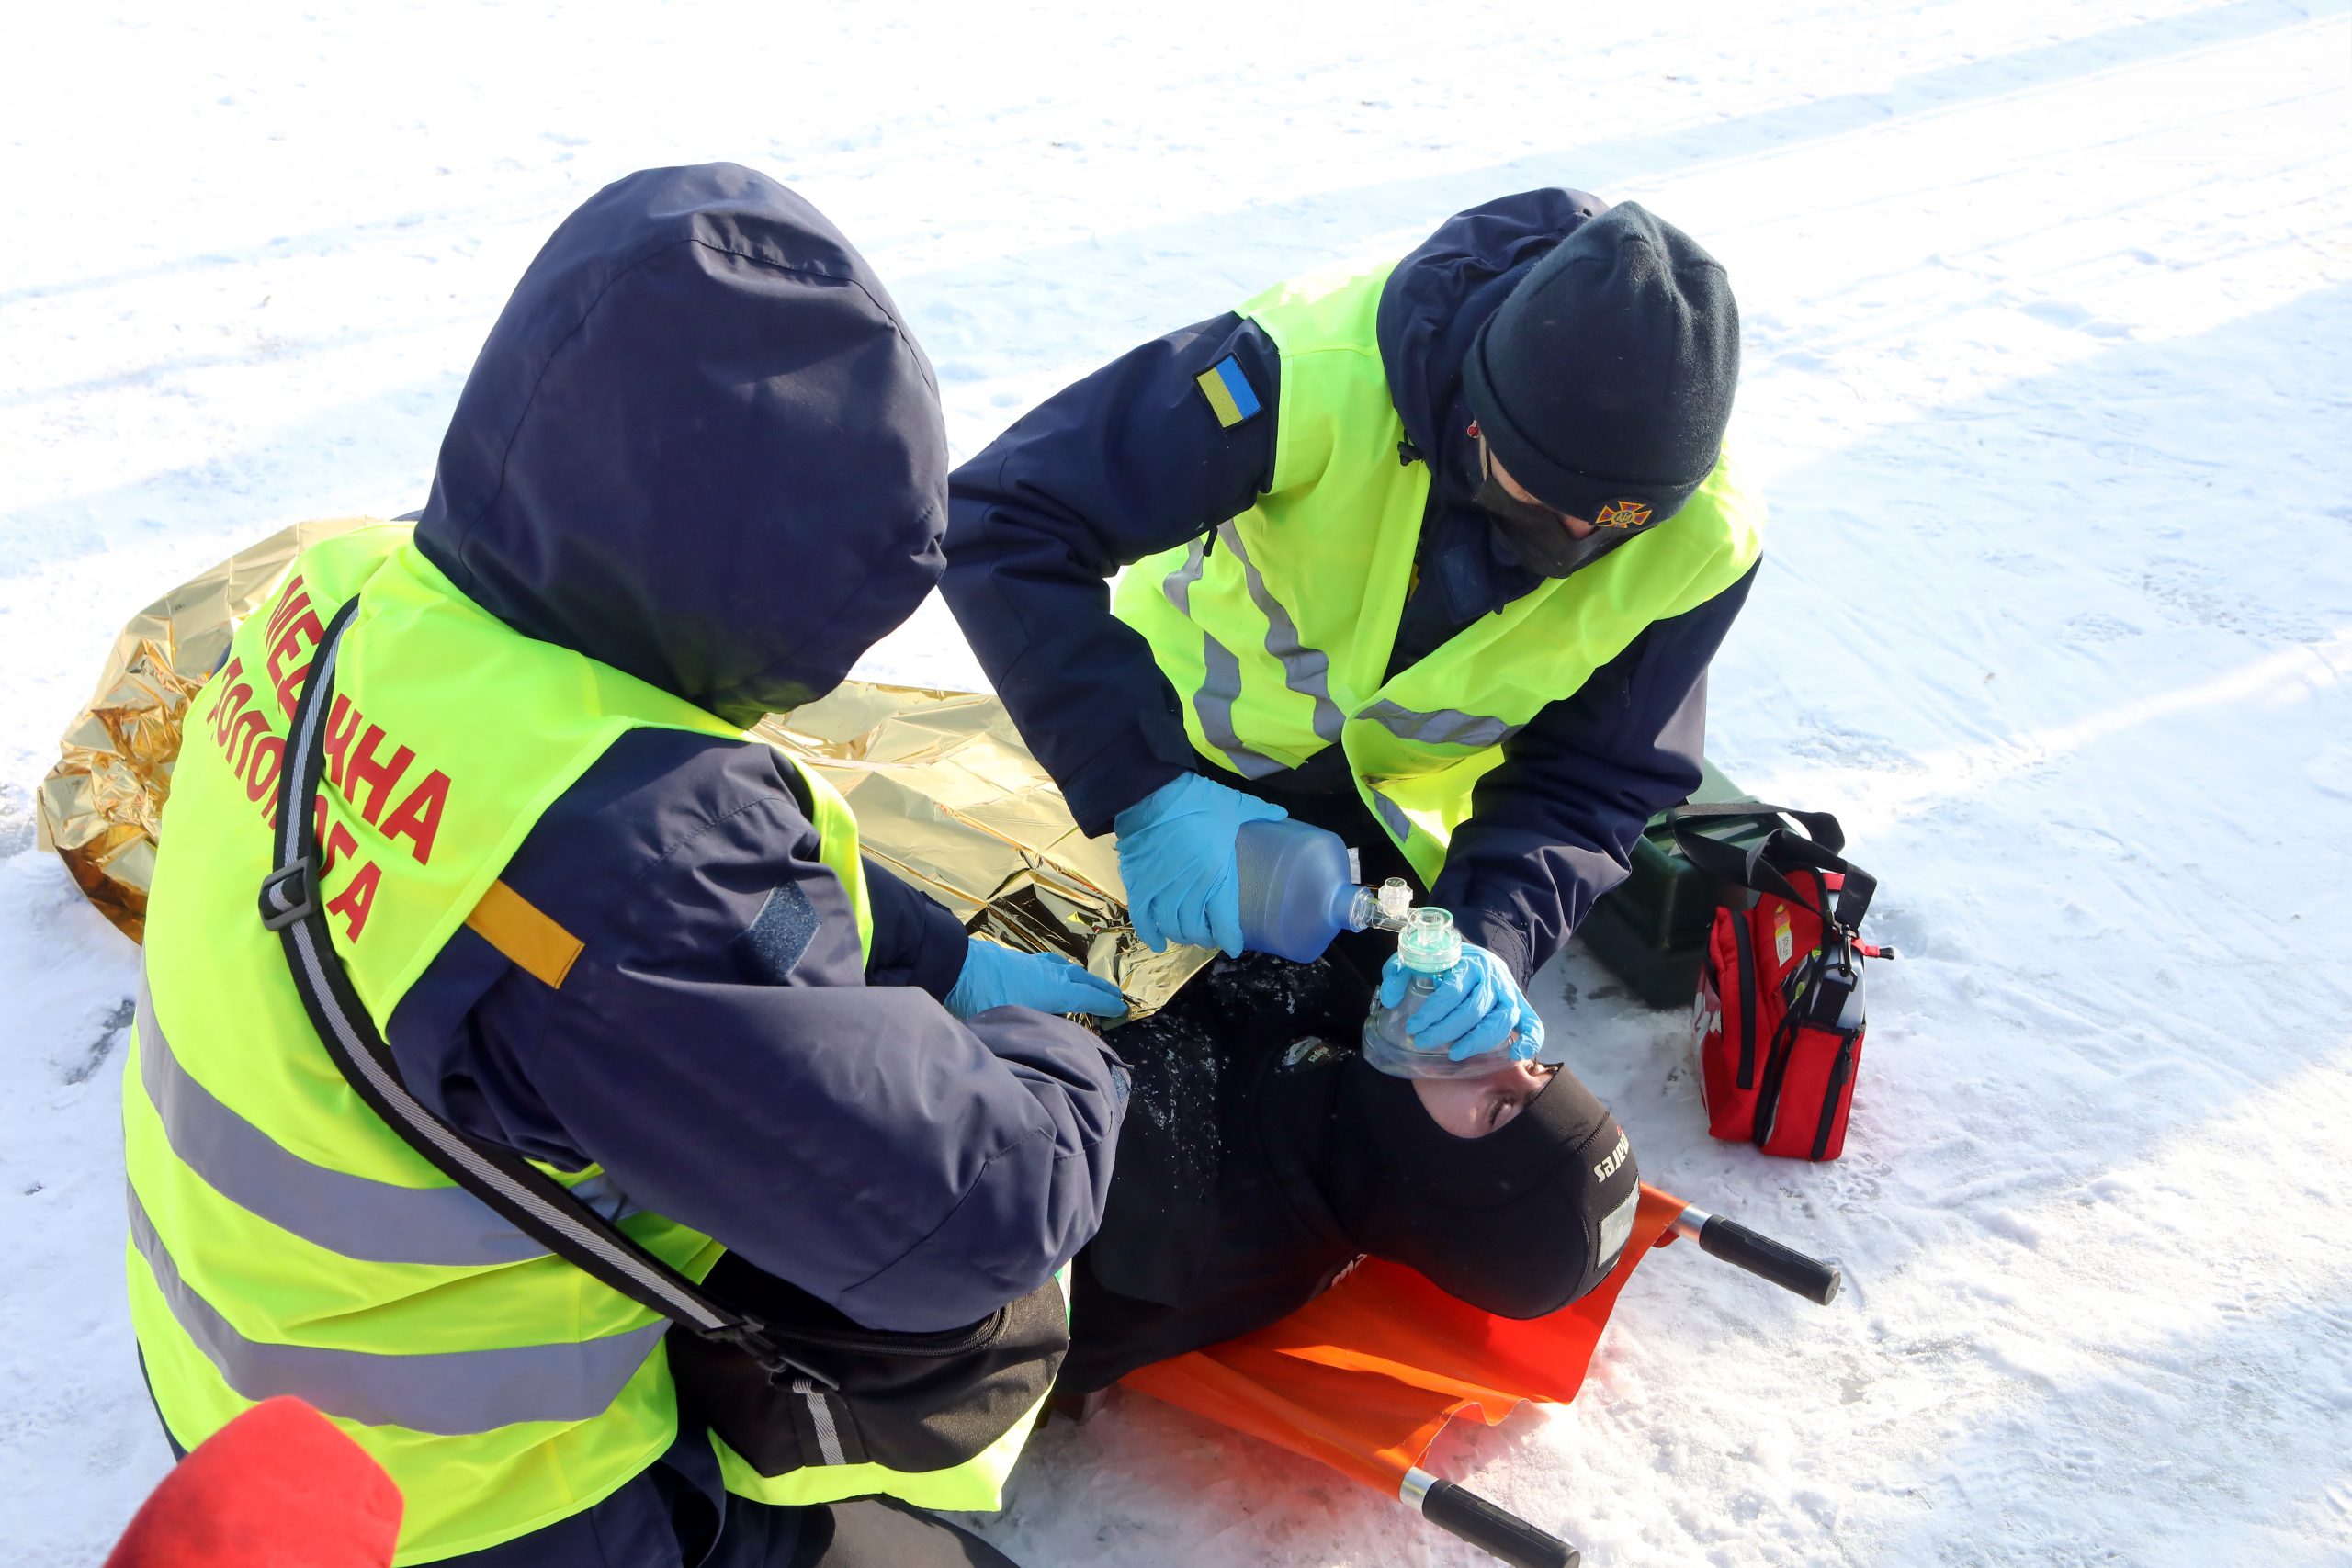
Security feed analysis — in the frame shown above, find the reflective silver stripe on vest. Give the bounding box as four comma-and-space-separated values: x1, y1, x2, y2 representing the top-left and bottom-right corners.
1369, 789, 1414, 845
797, 1378, 848, 1467
1164, 535, 1288, 779
1196, 637, 1287, 779
1356, 699, 1524, 750
134, 971, 628, 1267
1160, 535, 1210, 615
128, 1179, 666, 1435
1214, 523, 1344, 745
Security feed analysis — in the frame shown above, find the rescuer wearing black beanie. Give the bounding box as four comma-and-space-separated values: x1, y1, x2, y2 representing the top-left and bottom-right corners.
946, 187, 1766, 1096
1463, 200, 1739, 529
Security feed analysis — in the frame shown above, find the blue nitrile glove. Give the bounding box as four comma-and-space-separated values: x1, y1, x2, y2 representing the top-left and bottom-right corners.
1377, 942, 1544, 1062
944, 937, 1127, 1021
1112, 773, 1289, 956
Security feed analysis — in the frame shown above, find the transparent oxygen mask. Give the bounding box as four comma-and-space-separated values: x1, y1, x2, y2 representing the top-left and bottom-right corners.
1360, 906, 1509, 1079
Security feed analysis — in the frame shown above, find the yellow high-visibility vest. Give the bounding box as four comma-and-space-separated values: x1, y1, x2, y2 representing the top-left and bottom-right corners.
129, 523, 1041, 1563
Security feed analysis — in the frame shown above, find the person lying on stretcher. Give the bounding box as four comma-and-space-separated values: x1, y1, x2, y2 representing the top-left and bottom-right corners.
1060, 950, 1643, 1393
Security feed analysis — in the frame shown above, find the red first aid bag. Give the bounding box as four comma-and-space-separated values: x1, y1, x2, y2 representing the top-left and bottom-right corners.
1672, 805, 1891, 1161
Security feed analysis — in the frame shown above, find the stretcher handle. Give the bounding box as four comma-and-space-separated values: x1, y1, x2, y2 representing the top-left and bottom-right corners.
1672, 1204, 1842, 1305
1404, 1468, 1577, 1568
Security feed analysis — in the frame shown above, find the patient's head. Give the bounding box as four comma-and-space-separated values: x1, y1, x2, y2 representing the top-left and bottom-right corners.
1411, 1057, 1561, 1139
1329, 1054, 1640, 1318
1103, 950, 1639, 1318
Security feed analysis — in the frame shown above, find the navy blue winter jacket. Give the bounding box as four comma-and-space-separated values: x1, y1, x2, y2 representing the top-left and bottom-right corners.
381, 164, 1126, 1336
943, 189, 1757, 987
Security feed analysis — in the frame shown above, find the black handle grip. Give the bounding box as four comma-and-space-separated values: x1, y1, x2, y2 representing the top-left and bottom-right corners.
1419, 1478, 1578, 1568
1698, 1216, 1842, 1305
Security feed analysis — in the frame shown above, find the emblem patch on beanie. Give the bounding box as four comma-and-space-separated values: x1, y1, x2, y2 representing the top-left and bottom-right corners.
1194, 355, 1262, 429
1595, 499, 1653, 529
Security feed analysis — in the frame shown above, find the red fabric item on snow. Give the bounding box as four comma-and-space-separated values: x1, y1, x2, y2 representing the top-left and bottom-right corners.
1695, 864, 1829, 1143
1754, 1001, 1865, 1160
106, 1397, 401, 1568
1676, 804, 1883, 1162
1693, 865, 1871, 1160
1123, 1184, 1682, 1495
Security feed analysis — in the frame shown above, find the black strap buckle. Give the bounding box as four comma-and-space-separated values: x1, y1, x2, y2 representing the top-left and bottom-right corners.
259, 858, 318, 931
714, 1316, 840, 1392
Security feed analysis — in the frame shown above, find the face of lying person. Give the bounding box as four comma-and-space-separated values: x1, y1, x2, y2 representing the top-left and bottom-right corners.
1410, 1058, 1563, 1139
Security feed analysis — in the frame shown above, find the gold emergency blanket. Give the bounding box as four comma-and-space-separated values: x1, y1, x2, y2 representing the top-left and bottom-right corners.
39, 518, 1207, 1016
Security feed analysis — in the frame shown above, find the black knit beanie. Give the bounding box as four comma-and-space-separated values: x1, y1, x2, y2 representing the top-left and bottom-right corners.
1463, 201, 1737, 526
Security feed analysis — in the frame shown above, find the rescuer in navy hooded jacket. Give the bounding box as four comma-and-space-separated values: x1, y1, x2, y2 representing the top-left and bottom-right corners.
356, 164, 1124, 1565
944, 189, 1757, 995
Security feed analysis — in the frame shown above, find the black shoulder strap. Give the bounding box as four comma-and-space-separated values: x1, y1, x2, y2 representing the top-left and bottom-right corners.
1668, 799, 1846, 854
260, 602, 835, 1389
1667, 800, 1874, 931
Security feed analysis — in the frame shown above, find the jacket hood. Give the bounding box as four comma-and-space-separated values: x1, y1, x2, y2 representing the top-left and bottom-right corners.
1373, 188, 1607, 615
417, 164, 947, 726
1376, 187, 1608, 489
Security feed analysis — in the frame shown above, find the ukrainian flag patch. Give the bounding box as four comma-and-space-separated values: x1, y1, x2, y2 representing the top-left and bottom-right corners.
1195, 355, 1261, 429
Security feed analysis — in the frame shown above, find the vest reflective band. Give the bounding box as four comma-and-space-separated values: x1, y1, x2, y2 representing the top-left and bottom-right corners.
707, 1262, 1070, 1512
1114, 262, 1766, 884
125, 522, 953, 1563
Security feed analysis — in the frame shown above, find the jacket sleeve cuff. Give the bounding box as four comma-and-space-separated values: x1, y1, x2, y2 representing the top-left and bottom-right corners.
1057, 728, 1197, 840
903, 893, 973, 1001
1455, 909, 1536, 989
861, 856, 974, 999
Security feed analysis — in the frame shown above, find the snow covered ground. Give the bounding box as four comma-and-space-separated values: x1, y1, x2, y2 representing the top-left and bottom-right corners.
5, 1, 2350, 1562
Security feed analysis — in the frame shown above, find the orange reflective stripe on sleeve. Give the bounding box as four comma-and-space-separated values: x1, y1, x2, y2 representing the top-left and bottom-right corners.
463, 881, 582, 990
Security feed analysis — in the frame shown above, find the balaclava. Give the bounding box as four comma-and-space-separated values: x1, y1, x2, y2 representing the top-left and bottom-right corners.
1322, 1055, 1641, 1318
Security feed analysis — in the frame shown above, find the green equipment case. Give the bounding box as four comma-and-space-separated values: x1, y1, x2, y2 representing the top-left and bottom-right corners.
1575, 760, 1772, 1010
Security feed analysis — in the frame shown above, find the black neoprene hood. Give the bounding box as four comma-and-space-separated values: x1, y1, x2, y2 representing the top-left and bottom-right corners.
1326, 1056, 1640, 1319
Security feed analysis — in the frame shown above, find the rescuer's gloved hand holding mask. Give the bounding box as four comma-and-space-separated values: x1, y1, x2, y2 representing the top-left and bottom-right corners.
945, 937, 1128, 1020
1376, 942, 1545, 1062
1112, 773, 1288, 956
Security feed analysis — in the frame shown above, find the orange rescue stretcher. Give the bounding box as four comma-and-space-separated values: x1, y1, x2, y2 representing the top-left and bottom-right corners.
1106, 1186, 1841, 1568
